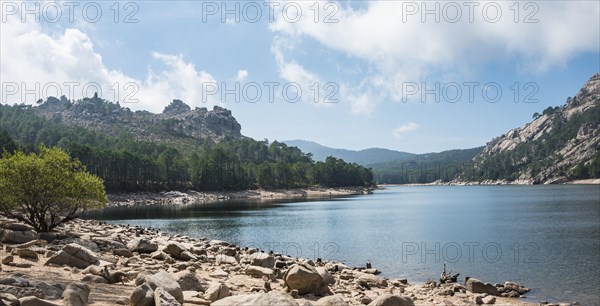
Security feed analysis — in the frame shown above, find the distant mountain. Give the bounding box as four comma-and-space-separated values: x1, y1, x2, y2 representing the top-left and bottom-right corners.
284, 140, 483, 184
370, 147, 483, 183
465, 72, 600, 183
284, 140, 415, 165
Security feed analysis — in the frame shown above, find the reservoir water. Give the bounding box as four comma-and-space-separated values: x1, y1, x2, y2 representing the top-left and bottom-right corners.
85, 185, 600, 305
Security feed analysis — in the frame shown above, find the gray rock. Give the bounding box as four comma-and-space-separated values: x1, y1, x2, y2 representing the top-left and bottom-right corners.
482, 295, 496, 304
284, 263, 331, 296
62, 282, 90, 306
220, 247, 237, 256
154, 287, 182, 306
163, 242, 196, 261
356, 273, 388, 288
44, 244, 99, 269
245, 266, 274, 279
367, 294, 415, 306
2, 255, 13, 265
0, 284, 44, 299
249, 252, 274, 268
0, 292, 18, 306
202, 283, 230, 302
127, 238, 158, 254
0, 222, 33, 231
315, 294, 349, 306
173, 270, 206, 292
145, 271, 183, 304
0, 275, 29, 287
316, 267, 335, 285
466, 278, 499, 296
130, 283, 154, 306
0, 228, 39, 244
18, 297, 60, 306
16, 248, 39, 260
31, 281, 64, 299
81, 275, 108, 284
215, 254, 237, 265
112, 248, 133, 257
212, 291, 299, 306
150, 251, 175, 263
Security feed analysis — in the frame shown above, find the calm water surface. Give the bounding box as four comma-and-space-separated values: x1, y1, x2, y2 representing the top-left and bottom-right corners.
85, 185, 600, 305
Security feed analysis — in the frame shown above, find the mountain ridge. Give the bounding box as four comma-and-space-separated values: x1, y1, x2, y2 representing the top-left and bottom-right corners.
283, 139, 416, 165
466, 72, 600, 183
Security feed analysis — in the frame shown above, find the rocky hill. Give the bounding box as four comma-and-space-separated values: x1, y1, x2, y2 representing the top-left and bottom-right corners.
468, 73, 600, 184
34, 96, 242, 144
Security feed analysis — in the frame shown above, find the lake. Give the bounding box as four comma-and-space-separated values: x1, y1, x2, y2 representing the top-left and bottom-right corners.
85, 185, 600, 305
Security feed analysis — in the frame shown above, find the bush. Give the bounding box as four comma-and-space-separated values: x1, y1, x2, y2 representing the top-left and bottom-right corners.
0, 147, 107, 232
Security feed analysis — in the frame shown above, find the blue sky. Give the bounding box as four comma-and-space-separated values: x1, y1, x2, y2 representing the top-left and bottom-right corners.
1, 1, 599, 153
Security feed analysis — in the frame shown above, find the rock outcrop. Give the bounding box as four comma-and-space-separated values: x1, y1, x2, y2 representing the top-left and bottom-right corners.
468, 73, 600, 184
34, 97, 243, 144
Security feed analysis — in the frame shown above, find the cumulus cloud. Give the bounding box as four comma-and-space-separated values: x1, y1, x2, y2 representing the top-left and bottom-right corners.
269, 0, 600, 111
0, 12, 219, 113
236, 70, 249, 81
392, 122, 419, 139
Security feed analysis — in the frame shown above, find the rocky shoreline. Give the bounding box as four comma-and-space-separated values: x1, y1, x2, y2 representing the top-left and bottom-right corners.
0, 217, 578, 306
107, 187, 374, 208
389, 178, 600, 187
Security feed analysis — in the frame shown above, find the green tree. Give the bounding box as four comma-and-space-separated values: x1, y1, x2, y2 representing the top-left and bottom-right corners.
0, 130, 17, 153
0, 147, 107, 232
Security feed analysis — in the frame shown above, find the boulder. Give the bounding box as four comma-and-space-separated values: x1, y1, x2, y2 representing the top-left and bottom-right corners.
0, 293, 18, 306
466, 278, 499, 296
2, 255, 14, 265
163, 242, 196, 261
314, 295, 349, 306
127, 238, 158, 254
31, 281, 64, 299
220, 247, 237, 256
145, 271, 183, 304
150, 251, 174, 263
215, 254, 237, 265
249, 252, 275, 268
154, 287, 182, 306
173, 270, 206, 292
81, 275, 108, 284
212, 291, 299, 306
0, 227, 39, 244
284, 264, 331, 296
45, 244, 99, 269
0, 275, 29, 287
356, 273, 388, 288
62, 282, 90, 306
202, 283, 230, 302
367, 294, 415, 306
130, 283, 154, 306
316, 267, 335, 285
16, 248, 39, 260
482, 295, 496, 304
18, 297, 60, 306
245, 266, 274, 279
113, 248, 133, 258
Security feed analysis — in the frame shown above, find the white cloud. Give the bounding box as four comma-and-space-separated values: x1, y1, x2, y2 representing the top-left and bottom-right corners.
0, 13, 219, 113
271, 36, 333, 107
392, 122, 419, 139
236, 70, 248, 81
269, 1, 600, 111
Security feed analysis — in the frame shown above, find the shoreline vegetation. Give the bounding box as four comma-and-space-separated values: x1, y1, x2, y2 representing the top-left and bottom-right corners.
0, 217, 545, 306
